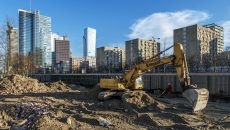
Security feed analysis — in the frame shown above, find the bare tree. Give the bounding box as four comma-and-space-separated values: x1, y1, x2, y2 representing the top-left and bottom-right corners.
10, 53, 36, 76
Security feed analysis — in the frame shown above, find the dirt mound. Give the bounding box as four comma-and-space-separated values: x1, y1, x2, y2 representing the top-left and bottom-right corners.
0, 75, 70, 94
46, 81, 70, 91
122, 91, 166, 112
0, 75, 48, 94
34, 115, 70, 130
134, 113, 158, 127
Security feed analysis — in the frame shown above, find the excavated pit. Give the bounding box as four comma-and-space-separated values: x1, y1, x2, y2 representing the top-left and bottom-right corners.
0, 75, 229, 130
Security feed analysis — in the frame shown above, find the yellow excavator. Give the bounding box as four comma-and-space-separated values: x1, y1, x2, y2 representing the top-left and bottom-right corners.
98, 43, 209, 112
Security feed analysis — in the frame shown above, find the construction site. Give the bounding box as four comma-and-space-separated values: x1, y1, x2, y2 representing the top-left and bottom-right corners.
0, 6, 229, 128
0, 74, 229, 130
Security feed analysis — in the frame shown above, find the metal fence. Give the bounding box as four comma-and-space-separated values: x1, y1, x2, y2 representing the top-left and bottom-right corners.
31, 73, 230, 96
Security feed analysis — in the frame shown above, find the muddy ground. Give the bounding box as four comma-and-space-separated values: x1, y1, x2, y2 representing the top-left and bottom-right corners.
0, 75, 229, 130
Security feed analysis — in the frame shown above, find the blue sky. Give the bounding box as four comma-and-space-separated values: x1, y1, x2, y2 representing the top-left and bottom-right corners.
0, 0, 230, 57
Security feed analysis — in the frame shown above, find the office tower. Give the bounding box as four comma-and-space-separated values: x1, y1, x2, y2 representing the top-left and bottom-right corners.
51, 32, 63, 52
51, 33, 64, 66
55, 37, 70, 64
54, 37, 70, 73
18, 9, 52, 67
83, 27, 96, 57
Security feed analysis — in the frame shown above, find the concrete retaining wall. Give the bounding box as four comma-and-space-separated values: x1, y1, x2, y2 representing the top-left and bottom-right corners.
31, 73, 230, 96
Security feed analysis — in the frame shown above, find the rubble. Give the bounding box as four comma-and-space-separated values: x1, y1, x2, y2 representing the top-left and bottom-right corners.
98, 116, 112, 127
0, 75, 229, 129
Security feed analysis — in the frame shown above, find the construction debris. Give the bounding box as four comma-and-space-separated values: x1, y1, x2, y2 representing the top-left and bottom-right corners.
0, 75, 229, 129
98, 116, 112, 127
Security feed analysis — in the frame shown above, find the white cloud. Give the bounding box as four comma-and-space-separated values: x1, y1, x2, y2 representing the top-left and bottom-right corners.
128, 10, 210, 47
221, 21, 230, 48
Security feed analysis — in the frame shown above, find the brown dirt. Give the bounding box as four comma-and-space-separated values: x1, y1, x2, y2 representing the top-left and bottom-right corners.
0, 75, 70, 95
0, 75, 229, 130
121, 91, 167, 112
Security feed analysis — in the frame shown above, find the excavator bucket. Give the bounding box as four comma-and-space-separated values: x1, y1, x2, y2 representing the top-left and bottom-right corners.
183, 88, 209, 112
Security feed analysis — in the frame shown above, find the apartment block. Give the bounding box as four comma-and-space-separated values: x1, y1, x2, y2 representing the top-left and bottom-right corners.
70, 58, 82, 72
125, 38, 160, 67
174, 24, 224, 64
204, 24, 224, 58
96, 47, 125, 71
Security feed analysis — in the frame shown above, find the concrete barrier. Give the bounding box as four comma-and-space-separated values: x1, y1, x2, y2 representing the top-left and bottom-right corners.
31, 73, 230, 96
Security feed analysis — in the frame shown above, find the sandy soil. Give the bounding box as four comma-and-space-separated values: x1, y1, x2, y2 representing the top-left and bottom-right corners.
0, 75, 229, 130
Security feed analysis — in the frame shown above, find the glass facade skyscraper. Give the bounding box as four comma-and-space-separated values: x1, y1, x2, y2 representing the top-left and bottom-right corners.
83, 27, 96, 57
19, 9, 52, 67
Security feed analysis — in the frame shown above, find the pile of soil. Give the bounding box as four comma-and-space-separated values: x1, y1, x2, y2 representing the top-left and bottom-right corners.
0, 75, 70, 94
46, 81, 70, 91
121, 91, 166, 112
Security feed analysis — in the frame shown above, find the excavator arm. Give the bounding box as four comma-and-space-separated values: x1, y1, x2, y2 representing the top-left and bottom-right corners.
99, 43, 209, 112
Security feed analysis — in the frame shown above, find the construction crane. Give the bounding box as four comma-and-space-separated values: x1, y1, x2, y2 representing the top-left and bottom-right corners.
98, 43, 209, 112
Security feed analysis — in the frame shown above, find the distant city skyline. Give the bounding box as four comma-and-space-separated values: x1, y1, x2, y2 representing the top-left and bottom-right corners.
0, 0, 230, 57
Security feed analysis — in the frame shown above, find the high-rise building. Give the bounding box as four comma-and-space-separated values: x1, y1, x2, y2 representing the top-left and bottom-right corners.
204, 24, 224, 58
96, 47, 125, 71
125, 38, 160, 67
51, 33, 64, 66
55, 37, 70, 64
83, 27, 96, 57
54, 37, 70, 73
51, 32, 63, 52
18, 9, 52, 67
174, 24, 224, 64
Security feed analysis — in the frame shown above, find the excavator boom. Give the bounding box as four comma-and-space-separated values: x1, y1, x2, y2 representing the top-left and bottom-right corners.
99, 43, 209, 112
